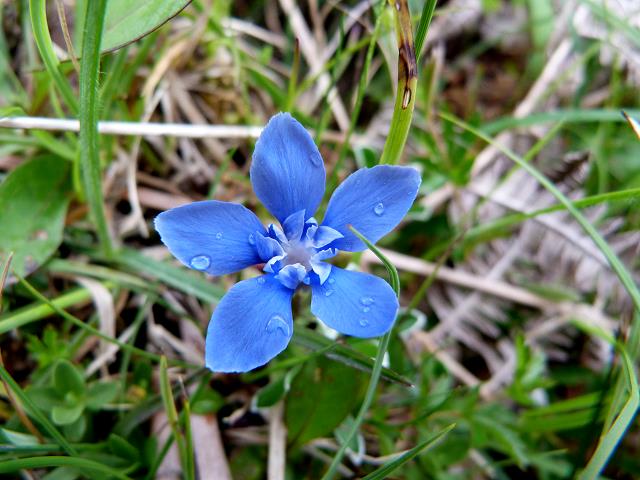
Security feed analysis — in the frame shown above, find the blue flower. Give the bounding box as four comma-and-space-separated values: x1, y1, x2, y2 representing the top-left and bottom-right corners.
155, 113, 421, 372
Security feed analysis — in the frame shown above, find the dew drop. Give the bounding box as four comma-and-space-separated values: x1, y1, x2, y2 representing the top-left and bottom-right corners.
248, 233, 256, 245
362, 307, 371, 313
325, 289, 334, 297
359, 318, 369, 327
257, 277, 266, 285
266, 315, 290, 336
216, 232, 223, 239
309, 153, 322, 167
190, 255, 211, 271
328, 278, 335, 285
360, 296, 374, 306
374, 203, 384, 216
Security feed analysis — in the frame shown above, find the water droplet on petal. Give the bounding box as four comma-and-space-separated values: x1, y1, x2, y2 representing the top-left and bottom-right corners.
257, 277, 266, 285
309, 153, 322, 167
190, 255, 211, 271
360, 296, 374, 306
248, 233, 256, 245
359, 318, 369, 327
266, 315, 290, 336
374, 203, 384, 216
216, 232, 223, 239
325, 289, 334, 297
328, 278, 335, 285
362, 307, 370, 313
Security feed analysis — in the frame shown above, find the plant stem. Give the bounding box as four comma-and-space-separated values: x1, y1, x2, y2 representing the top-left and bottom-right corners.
79, 0, 113, 256
321, 227, 400, 480
379, 0, 418, 165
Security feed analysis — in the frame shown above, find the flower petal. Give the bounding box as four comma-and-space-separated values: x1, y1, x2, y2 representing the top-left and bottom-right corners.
255, 233, 284, 262
155, 201, 265, 276
205, 275, 295, 372
310, 267, 398, 337
310, 248, 337, 284
282, 210, 306, 241
276, 264, 307, 289
322, 165, 421, 251
250, 113, 326, 223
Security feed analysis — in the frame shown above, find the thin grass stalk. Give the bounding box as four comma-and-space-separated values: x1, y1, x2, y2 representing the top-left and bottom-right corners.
159, 357, 194, 480
79, 0, 113, 256
321, 227, 400, 480
362, 424, 455, 480
28, 0, 78, 112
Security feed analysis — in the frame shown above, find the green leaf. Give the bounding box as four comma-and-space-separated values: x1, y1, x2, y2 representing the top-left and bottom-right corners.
53, 361, 86, 398
62, 415, 87, 443
27, 386, 63, 410
285, 356, 366, 448
75, 0, 191, 53
0, 157, 71, 278
52, 404, 84, 426
86, 381, 119, 410
254, 365, 301, 409
0, 428, 41, 447
191, 389, 225, 415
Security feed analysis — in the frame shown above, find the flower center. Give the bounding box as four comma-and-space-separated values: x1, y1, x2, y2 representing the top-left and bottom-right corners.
253, 211, 344, 290
281, 241, 313, 271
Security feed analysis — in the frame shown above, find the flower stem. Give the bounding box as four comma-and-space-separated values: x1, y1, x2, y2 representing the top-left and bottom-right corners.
379, 0, 417, 165
79, 0, 113, 256
321, 227, 400, 480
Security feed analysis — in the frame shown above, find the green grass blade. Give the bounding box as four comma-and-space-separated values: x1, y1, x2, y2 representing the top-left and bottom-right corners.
362, 424, 455, 480
414, 0, 438, 61
482, 108, 640, 134
0, 285, 103, 334
159, 356, 193, 480
0, 456, 132, 479
116, 249, 224, 305
28, 0, 78, 112
292, 328, 412, 386
460, 188, 640, 251
579, 350, 638, 478
321, 226, 401, 480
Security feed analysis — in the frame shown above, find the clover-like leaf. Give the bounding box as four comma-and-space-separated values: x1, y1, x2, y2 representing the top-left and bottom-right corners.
53, 360, 86, 398
52, 403, 84, 426
27, 386, 63, 410
86, 381, 119, 410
